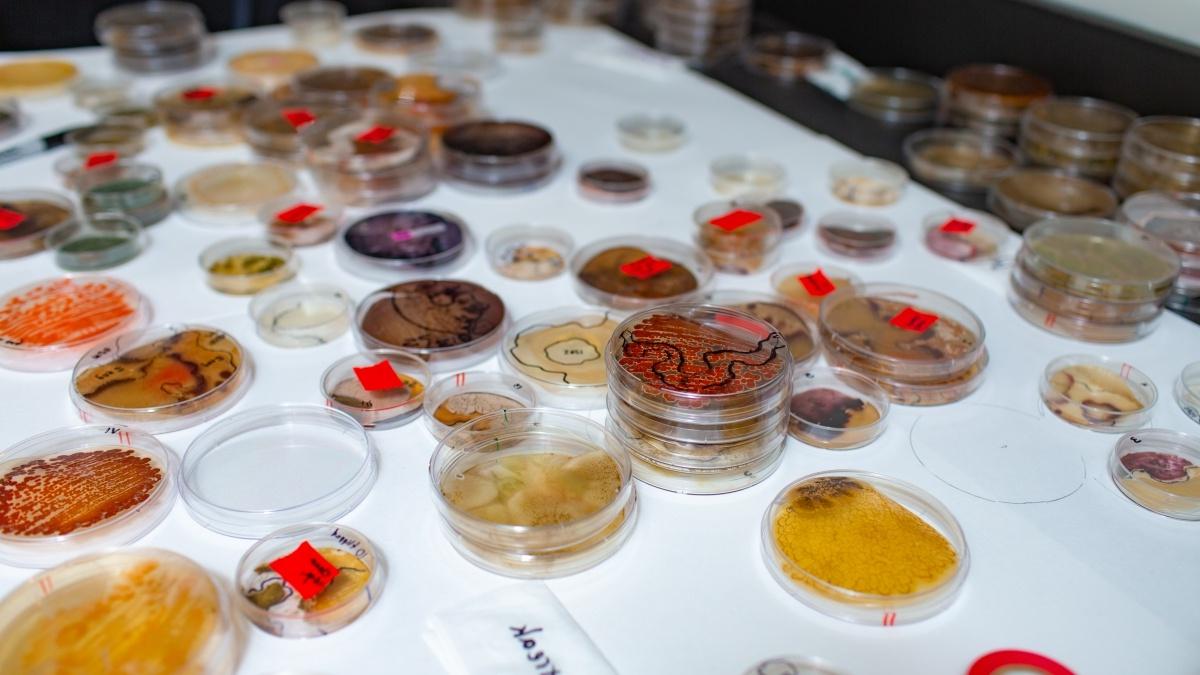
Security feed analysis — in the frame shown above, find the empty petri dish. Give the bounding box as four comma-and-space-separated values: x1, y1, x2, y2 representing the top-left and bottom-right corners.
281, 0, 346, 46
441, 120, 561, 193
423, 371, 537, 440
816, 211, 898, 260
0, 275, 149, 372
710, 153, 786, 197
0, 59, 78, 98
153, 81, 258, 147
485, 225, 574, 281
694, 199, 783, 274
829, 158, 908, 206
1177, 362, 1200, 426
354, 22, 439, 54
236, 522, 385, 638
500, 306, 619, 409
1040, 355, 1156, 433
762, 471, 968, 625
702, 290, 819, 369
78, 162, 173, 228
903, 129, 1017, 193
1110, 428, 1200, 520
0, 549, 238, 673
849, 68, 941, 125
335, 210, 472, 282
322, 349, 430, 429
741, 31, 832, 80
0, 425, 176, 568
178, 162, 300, 226
250, 282, 353, 348
988, 169, 1117, 231
743, 656, 848, 675
259, 195, 343, 247
577, 160, 651, 203
181, 404, 377, 538
788, 367, 888, 450
922, 209, 1010, 262
356, 279, 507, 373
571, 236, 714, 311
46, 212, 145, 271
0, 189, 77, 260
201, 238, 298, 296
228, 49, 319, 91
71, 324, 252, 433
772, 262, 861, 320
617, 113, 686, 152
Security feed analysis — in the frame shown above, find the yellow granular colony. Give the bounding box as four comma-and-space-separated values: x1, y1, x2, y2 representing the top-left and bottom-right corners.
772, 477, 958, 597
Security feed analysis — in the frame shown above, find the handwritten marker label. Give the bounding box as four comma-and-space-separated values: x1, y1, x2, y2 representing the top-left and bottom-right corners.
797, 269, 836, 297
181, 87, 217, 101
0, 208, 27, 231
356, 125, 395, 144
940, 218, 976, 234
269, 541, 339, 600
716, 313, 770, 339
275, 203, 323, 224
620, 255, 672, 280
353, 360, 406, 392
890, 306, 939, 332
967, 650, 1074, 675
389, 223, 447, 242
281, 107, 316, 129
708, 209, 762, 232
84, 151, 119, 169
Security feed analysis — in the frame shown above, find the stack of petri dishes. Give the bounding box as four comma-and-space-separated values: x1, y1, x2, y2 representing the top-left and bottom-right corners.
943, 63, 1052, 138
1114, 116, 1200, 197
301, 110, 436, 206
440, 120, 560, 193
1009, 217, 1181, 342
1019, 97, 1136, 180
94, 1, 213, 73
903, 129, 1017, 194
287, 66, 390, 107
372, 73, 482, 135
652, 0, 751, 65
849, 68, 941, 125
819, 283, 988, 405
1119, 191, 1200, 318
604, 303, 792, 494
987, 168, 1117, 232
740, 32, 832, 80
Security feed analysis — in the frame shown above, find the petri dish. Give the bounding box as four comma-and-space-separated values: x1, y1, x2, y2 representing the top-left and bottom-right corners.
1114, 116, 1200, 197
849, 68, 941, 125
372, 73, 482, 135
153, 82, 258, 147
988, 169, 1117, 232
816, 211, 898, 260
259, 195, 343, 247
741, 31, 832, 80
412, 47, 500, 80
46, 212, 145, 271
228, 49, 319, 92
772, 262, 861, 320
335, 210, 472, 282
70, 324, 252, 433
97, 101, 160, 129
0, 189, 77, 260
0, 425, 175, 568
281, 0, 346, 46
829, 158, 908, 206
743, 656, 848, 675
289, 65, 389, 106
693, 199, 783, 274
356, 279, 507, 373
180, 404, 377, 538
762, 471, 968, 625
492, 3, 545, 54
430, 408, 637, 577
1177, 362, 1200, 426
788, 367, 888, 450
500, 306, 619, 409
250, 282, 353, 348
423, 371, 537, 440
236, 522, 384, 638
1110, 428, 1200, 520
0, 549, 238, 673
94, 1, 213, 73
617, 113, 686, 152
1119, 192, 1200, 274
702, 290, 819, 369
1019, 97, 1135, 179
485, 225, 574, 281
903, 129, 1017, 193
577, 160, 651, 203
65, 121, 146, 158
178, 162, 300, 226
201, 238, 298, 296
78, 162, 173, 228
1040, 355, 1156, 433
354, 22, 439, 54
0, 59, 78, 98
766, 198, 805, 237
241, 99, 333, 163
0, 275, 149, 372
945, 63, 1052, 137
441, 120, 561, 193
322, 349, 430, 429
571, 236, 714, 311
71, 76, 132, 111
710, 153, 786, 197
922, 209, 1010, 262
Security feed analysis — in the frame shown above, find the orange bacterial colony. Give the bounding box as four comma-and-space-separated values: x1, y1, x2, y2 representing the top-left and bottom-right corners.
0, 277, 136, 348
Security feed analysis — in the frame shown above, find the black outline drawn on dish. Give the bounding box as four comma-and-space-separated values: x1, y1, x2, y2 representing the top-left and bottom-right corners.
508, 311, 615, 386
378, 281, 503, 349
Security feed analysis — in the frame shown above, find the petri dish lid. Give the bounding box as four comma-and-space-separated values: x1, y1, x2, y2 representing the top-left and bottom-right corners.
1110, 428, 1200, 520
485, 224, 574, 281
850, 67, 941, 113
500, 306, 620, 408
336, 210, 471, 281
816, 211, 898, 257
291, 66, 391, 105
1119, 191, 1200, 257
1022, 96, 1136, 142
0, 188, 78, 260
946, 63, 1052, 106
0, 425, 176, 568
570, 235, 714, 311
701, 290, 818, 368
922, 209, 1010, 263
180, 404, 378, 538
789, 366, 889, 447
321, 348, 431, 429
249, 281, 353, 348
178, 162, 300, 226
617, 113, 686, 152
1126, 116, 1200, 166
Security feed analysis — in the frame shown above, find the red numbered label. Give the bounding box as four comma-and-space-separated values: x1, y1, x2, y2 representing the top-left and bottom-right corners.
940, 218, 976, 234
356, 125, 395, 144
353, 360, 406, 392
84, 151, 119, 169
268, 541, 340, 600
890, 307, 939, 332
274, 203, 323, 224
281, 107, 317, 129
708, 209, 762, 232
620, 255, 672, 280
968, 650, 1073, 675
0, 208, 26, 231
182, 87, 217, 101
797, 269, 836, 297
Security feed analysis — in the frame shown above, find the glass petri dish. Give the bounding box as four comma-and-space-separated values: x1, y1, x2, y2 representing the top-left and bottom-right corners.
702, 290, 818, 369
441, 120, 561, 193
1177, 362, 1200, 426
0, 189, 77, 260
354, 22, 439, 54
709, 153, 785, 197
78, 162, 173, 228
485, 225, 573, 281
0, 548, 238, 673
46, 212, 145, 271
617, 113, 686, 152
178, 162, 300, 226
258, 194, 342, 247
423, 371, 537, 440
1110, 429, 1200, 520
153, 82, 257, 147
356, 279, 507, 373
829, 158, 908, 207
988, 169, 1117, 232
301, 109, 437, 206
903, 129, 1017, 193
181, 404, 377, 538
742, 656, 848, 675
322, 349, 430, 429
922, 209, 1010, 262
693, 199, 783, 274
788, 368, 888, 450
741, 31, 832, 80
1020, 96, 1135, 179
65, 121, 146, 158
571, 236, 714, 311
762, 471, 968, 625
0, 275, 149, 372
577, 160, 651, 203
430, 408, 637, 578
816, 211, 898, 260
500, 306, 619, 409
228, 49, 319, 92
335, 210, 472, 282
772, 262, 861, 320
849, 68, 941, 125
281, 0, 346, 47
236, 522, 384, 637
1040, 355, 1156, 433
70, 324, 252, 433
250, 282, 353, 348
0, 59, 79, 98
201, 238, 298, 296
290, 66, 390, 107
0, 425, 175, 568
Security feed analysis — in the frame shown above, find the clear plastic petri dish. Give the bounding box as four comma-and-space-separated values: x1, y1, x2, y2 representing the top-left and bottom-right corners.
178, 162, 300, 226
903, 129, 1017, 193
1007, 284, 1162, 343
441, 120, 561, 193
228, 49, 319, 92
617, 113, 686, 152
922, 209, 1010, 262
709, 153, 786, 197
945, 63, 1052, 137
70, 324, 252, 433
372, 73, 482, 135
0, 59, 79, 99
240, 99, 328, 163
693, 199, 783, 274
816, 211, 898, 260
94, 1, 213, 73
740, 31, 832, 80
423, 371, 537, 440
290, 66, 390, 107
354, 22, 439, 54
702, 290, 819, 369
772, 262, 861, 320
322, 348, 430, 429
1115, 116, 1200, 197
0, 275, 149, 372
334, 210, 472, 282
430, 408, 637, 578
153, 81, 257, 147
201, 238, 298, 296
762, 471, 968, 625
0, 548, 239, 673
1119, 192, 1200, 269
301, 109, 437, 206
46, 212, 145, 271
250, 281, 353, 348
236, 522, 385, 637
78, 162, 173, 228
1008, 254, 1163, 325
181, 404, 377, 538
829, 158, 908, 207
788, 367, 888, 450
1040, 355, 1156, 433
500, 306, 619, 409
1177, 362, 1200, 426
742, 655, 848, 675
849, 68, 941, 125
1019, 96, 1135, 179
987, 169, 1117, 232
0, 425, 176, 568
577, 160, 651, 203
281, 0, 346, 46
258, 194, 343, 247
571, 236, 714, 311
1110, 428, 1200, 520
0, 189, 77, 260
485, 225, 574, 281
356, 279, 507, 373
65, 121, 146, 158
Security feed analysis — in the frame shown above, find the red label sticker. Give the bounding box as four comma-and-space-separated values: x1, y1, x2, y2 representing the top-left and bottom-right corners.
268, 541, 340, 601
890, 307, 939, 332
940, 218, 976, 234
968, 650, 1074, 675
84, 151, 119, 169
353, 360, 406, 392
716, 313, 770, 339
797, 269, 836, 297
281, 107, 316, 129
619, 255, 672, 280
181, 87, 217, 101
708, 209, 762, 232
356, 125, 395, 144
0, 208, 26, 231
275, 203, 323, 224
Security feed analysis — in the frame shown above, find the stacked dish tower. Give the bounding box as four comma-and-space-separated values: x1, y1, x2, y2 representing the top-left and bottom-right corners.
651, 0, 752, 65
